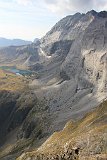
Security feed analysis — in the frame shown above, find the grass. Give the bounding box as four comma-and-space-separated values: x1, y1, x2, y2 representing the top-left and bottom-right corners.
0, 69, 29, 91
17, 100, 107, 159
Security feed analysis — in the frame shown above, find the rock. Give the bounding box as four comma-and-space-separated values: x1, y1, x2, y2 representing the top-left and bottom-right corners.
1, 10, 107, 160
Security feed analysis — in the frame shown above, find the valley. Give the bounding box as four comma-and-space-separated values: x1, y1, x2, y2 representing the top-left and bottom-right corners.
0, 10, 107, 160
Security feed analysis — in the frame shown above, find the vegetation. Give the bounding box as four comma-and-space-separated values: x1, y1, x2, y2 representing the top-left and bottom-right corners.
0, 69, 28, 91
0, 78, 49, 160
17, 100, 107, 160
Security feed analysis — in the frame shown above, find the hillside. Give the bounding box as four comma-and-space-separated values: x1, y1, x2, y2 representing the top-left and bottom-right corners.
17, 100, 107, 160
0, 43, 41, 69
0, 69, 28, 91
0, 10, 107, 160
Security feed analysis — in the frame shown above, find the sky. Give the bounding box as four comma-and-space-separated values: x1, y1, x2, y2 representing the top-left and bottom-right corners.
0, 0, 107, 41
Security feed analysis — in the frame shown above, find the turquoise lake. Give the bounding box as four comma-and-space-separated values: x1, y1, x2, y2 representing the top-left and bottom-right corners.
0, 66, 32, 76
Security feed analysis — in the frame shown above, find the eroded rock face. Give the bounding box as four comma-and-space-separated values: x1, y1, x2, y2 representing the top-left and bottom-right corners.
40, 10, 107, 90
29, 10, 107, 132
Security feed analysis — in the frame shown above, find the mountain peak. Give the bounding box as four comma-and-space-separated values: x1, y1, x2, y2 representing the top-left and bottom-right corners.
86, 10, 107, 18
98, 11, 107, 18
86, 10, 98, 18
86, 10, 97, 16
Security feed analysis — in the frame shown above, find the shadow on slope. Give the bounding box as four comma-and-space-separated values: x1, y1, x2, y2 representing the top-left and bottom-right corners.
0, 89, 50, 160
17, 100, 107, 160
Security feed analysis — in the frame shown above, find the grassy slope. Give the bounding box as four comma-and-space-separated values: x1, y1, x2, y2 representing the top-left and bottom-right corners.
0, 69, 28, 91
0, 71, 49, 160
0, 69, 31, 159
17, 100, 107, 160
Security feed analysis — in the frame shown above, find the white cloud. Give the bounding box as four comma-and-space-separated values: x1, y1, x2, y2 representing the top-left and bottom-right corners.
15, 0, 33, 6
14, 0, 107, 15
1, 0, 107, 40
43, 0, 107, 15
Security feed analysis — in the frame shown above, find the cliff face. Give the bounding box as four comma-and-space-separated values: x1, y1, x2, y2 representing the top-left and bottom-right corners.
39, 10, 107, 92
0, 10, 107, 160
29, 10, 107, 131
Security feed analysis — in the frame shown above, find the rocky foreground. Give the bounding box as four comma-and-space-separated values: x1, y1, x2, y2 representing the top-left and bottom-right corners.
17, 100, 107, 160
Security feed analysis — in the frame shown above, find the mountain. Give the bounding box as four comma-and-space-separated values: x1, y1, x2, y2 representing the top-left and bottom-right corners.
0, 10, 107, 160
29, 9, 107, 124
0, 43, 41, 69
33, 38, 39, 43
0, 38, 32, 47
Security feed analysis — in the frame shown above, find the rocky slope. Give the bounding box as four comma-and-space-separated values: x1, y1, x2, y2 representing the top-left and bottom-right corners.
0, 10, 107, 160
0, 42, 41, 69
29, 10, 107, 131
0, 71, 50, 160
17, 100, 107, 160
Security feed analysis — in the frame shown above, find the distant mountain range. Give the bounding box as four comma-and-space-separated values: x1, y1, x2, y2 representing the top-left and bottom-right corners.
0, 37, 39, 47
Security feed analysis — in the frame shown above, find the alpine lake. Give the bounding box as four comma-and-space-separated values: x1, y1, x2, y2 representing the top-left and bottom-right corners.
0, 66, 33, 76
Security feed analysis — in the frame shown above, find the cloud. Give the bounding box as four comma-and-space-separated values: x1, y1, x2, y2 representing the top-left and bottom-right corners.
14, 0, 107, 15
43, 0, 107, 15
15, 0, 33, 6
